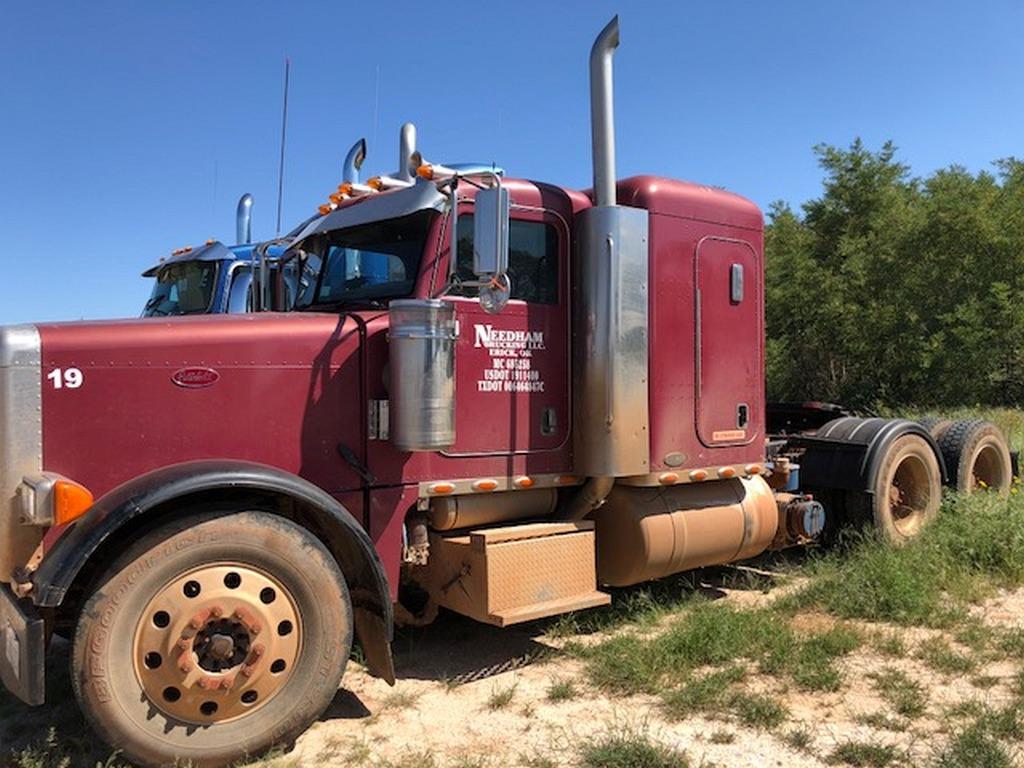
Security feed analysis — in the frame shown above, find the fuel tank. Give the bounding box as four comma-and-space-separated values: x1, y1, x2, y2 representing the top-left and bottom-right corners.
428, 489, 558, 531
593, 475, 777, 587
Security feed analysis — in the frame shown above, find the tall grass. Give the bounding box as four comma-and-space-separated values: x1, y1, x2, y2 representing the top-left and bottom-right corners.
797, 488, 1024, 626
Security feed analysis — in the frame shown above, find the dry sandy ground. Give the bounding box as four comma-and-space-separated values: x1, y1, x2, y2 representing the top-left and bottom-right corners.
267, 570, 1024, 767
2, 565, 1021, 767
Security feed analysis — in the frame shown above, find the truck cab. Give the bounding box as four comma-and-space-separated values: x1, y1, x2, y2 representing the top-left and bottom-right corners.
141, 239, 293, 317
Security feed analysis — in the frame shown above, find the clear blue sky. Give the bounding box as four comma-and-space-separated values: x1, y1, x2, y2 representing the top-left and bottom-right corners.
1, 1, 1021, 324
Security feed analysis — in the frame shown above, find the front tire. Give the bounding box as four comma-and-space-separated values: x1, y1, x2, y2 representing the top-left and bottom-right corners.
72, 510, 352, 768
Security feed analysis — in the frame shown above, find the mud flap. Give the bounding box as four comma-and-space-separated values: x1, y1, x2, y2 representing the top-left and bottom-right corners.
354, 606, 395, 685
0, 583, 44, 705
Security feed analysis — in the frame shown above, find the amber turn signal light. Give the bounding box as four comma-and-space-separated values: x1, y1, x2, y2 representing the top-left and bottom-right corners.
53, 479, 93, 526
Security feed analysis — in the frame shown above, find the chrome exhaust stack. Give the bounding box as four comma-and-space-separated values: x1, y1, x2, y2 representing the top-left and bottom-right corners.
343, 138, 368, 184
235, 193, 253, 245
573, 15, 650, 479
398, 122, 417, 182
590, 16, 620, 208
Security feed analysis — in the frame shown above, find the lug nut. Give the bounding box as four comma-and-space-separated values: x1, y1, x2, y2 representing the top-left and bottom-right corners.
250, 643, 265, 660
177, 651, 194, 673
210, 606, 224, 618
198, 676, 220, 691
233, 607, 262, 636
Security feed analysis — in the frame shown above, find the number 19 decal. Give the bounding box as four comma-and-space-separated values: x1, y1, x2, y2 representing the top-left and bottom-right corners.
47, 367, 83, 389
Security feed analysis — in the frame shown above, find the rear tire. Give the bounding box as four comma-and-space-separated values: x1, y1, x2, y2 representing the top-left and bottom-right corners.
917, 417, 953, 442
937, 419, 1012, 493
847, 434, 942, 543
71, 509, 352, 768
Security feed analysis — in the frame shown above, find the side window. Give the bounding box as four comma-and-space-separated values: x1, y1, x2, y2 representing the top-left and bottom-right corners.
452, 215, 559, 304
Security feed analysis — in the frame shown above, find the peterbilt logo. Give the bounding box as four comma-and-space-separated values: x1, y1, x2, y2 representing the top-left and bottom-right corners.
171, 367, 220, 389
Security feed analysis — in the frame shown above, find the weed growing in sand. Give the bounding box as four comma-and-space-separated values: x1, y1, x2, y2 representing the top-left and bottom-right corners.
829, 740, 898, 766
732, 693, 788, 730
579, 725, 688, 768
918, 638, 977, 675
782, 727, 814, 752
546, 678, 578, 702
869, 668, 928, 718
485, 682, 518, 711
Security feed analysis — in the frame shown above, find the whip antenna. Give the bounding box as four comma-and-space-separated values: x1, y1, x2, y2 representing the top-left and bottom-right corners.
275, 57, 291, 236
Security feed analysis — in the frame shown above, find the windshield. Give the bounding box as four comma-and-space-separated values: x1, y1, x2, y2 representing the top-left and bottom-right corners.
142, 260, 219, 317
295, 209, 435, 309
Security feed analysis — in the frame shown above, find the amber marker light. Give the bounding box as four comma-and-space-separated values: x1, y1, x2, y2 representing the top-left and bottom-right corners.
718, 467, 737, 479
514, 476, 535, 489
745, 464, 764, 476
473, 479, 499, 492
416, 164, 434, 180
555, 475, 581, 486
318, 204, 333, 215
336, 182, 353, 195
688, 469, 709, 482
367, 176, 384, 190
658, 472, 679, 485
429, 482, 455, 495
53, 479, 93, 526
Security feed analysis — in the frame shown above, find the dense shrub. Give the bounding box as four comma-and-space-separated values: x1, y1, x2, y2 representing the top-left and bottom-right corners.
766, 141, 1024, 408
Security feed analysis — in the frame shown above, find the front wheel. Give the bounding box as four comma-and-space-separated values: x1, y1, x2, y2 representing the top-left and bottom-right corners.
72, 510, 352, 768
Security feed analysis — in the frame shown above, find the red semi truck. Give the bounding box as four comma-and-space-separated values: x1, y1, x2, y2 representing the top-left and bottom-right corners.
0, 17, 1013, 767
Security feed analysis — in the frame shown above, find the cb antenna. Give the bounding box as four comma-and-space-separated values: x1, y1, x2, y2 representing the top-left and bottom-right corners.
275, 57, 291, 237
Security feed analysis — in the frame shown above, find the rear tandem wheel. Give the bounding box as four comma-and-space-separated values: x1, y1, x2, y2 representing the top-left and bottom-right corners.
846, 433, 943, 543
937, 419, 1013, 494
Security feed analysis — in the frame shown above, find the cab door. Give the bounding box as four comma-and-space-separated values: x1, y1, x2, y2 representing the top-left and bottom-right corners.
445, 209, 570, 456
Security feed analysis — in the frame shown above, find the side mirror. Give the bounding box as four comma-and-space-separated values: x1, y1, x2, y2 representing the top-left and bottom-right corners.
473, 186, 510, 278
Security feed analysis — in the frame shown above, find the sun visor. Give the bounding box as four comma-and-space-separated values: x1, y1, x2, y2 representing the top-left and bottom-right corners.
289, 180, 447, 249
141, 240, 237, 277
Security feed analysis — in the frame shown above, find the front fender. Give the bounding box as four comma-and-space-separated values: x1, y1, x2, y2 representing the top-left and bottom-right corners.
31, 459, 394, 682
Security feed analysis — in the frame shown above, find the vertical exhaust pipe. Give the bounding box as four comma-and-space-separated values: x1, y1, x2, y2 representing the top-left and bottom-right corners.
236, 193, 253, 245
590, 15, 619, 208
572, 15, 650, 483
398, 122, 417, 182
343, 138, 368, 184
